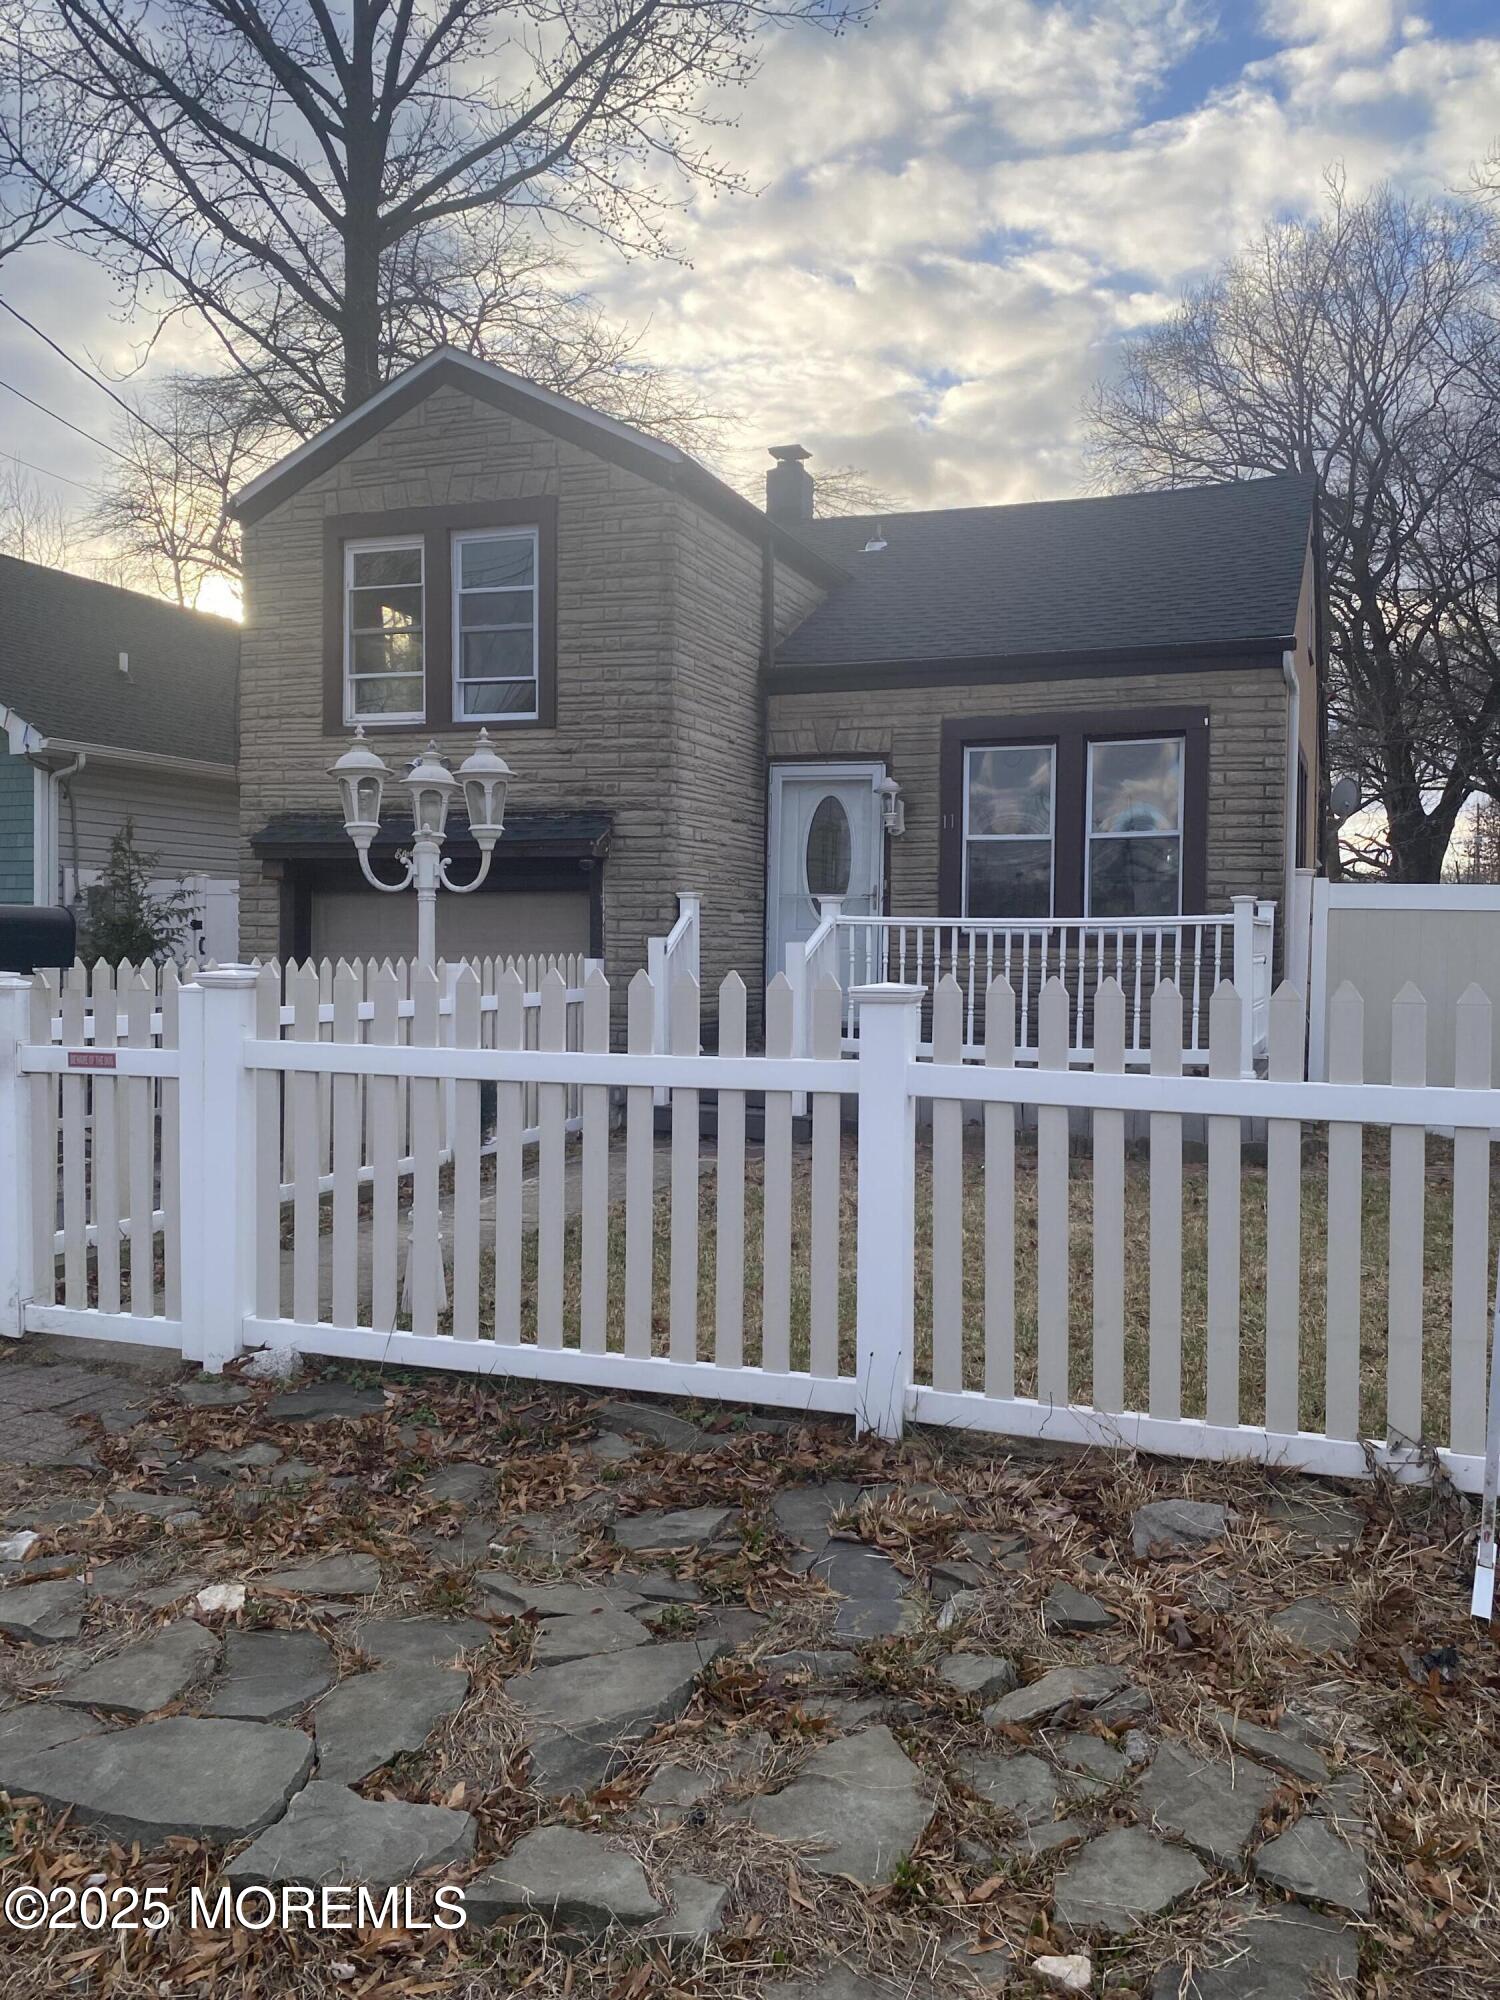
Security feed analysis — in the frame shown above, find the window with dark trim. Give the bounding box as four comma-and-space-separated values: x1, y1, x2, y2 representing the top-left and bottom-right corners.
452, 527, 539, 720
1084, 736, 1183, 917
962, 742, 1055, 918
322, 497, 558, 734
343, 536, 425, 723
938, 708, 1209, 919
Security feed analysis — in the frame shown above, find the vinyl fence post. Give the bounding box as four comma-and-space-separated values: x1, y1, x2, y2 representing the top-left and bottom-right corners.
1230, 895, 1256, 1076
853, 982, 923, 1441
178, 967, 259, 1373
0, 975, 34, 1339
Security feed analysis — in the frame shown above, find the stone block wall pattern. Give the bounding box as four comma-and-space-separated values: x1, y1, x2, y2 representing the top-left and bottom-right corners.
238, 382, 828, 1028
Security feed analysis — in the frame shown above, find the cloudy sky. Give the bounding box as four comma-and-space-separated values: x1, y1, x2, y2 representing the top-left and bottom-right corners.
2, 0, 1498, 582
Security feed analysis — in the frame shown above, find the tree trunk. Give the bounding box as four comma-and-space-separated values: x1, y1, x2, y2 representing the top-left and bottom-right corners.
1385, 794, 1464, 881
341, 211, 382, 412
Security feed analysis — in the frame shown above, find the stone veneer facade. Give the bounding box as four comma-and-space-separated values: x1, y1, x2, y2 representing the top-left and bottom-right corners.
766, 664, 1293, 921
237, 380, 829, 1027
239, 373, 1313, 1021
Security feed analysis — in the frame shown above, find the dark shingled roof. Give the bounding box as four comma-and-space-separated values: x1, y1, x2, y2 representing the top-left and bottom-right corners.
0, 555, 239, 764
773, 474, 1316, 673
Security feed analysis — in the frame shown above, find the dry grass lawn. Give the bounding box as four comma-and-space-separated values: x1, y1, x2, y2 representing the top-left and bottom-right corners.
478, 1129, 1493, 1451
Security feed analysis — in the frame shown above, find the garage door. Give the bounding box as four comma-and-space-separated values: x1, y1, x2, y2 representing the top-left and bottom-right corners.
310, 887, 590, 966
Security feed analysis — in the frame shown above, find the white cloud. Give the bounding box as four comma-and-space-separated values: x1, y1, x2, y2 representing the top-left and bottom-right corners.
4, 0, 1500, 533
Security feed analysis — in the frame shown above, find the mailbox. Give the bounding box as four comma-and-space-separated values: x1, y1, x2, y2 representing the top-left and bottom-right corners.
0, 905, 77, 974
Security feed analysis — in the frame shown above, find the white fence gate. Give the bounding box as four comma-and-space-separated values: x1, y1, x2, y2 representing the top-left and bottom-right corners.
2, 960, 1492, 1492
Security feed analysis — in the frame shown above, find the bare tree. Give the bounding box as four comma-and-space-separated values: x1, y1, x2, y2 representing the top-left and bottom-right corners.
813, 464, 902, 518
1446, 794, 1500, 883
1, 0, 871, 432
89, 371, 285, 604
1087, 178, 1500, 882
0, 462, 82, 566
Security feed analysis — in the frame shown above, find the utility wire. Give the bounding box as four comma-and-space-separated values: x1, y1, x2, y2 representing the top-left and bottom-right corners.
0, 297, 225, 486
0, 445, 102, 494
0, 375, 125, 459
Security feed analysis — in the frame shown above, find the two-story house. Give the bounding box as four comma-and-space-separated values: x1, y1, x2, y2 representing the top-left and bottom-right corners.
231, 346, 1320, 1028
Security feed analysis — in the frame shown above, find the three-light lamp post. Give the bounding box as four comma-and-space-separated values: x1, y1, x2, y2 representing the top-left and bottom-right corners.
327, 728, 513, 969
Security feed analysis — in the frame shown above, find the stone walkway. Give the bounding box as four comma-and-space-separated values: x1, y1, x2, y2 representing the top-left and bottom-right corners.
0, 1343, 1486, 1998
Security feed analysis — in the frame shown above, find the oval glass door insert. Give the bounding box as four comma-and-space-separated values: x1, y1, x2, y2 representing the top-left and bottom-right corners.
805, 794, 853, 898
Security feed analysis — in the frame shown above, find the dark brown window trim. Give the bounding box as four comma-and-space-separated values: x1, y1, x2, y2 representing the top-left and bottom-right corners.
322, 497, 558, 735
938, 706, 1209, 919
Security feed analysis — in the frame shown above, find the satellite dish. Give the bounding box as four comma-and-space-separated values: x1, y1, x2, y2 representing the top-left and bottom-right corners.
1330, 775, 1361, 823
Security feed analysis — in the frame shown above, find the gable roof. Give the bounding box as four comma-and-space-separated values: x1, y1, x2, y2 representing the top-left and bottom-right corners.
772, 473, 1316, 678
230, 347, 844, 584
0, 556, 239, 767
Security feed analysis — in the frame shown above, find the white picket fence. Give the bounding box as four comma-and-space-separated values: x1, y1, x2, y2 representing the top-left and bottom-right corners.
20, 953, 594, 1298
1, 959, 1492, 1493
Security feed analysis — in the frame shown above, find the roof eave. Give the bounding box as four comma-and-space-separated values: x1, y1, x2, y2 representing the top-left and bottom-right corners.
766, 633, 1297, 691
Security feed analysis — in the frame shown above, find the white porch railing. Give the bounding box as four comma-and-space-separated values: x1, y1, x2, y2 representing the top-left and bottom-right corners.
798, 898, 1275, 1072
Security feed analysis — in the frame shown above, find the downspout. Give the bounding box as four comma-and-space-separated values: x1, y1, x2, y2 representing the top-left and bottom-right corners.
1281, 650, 1300, 980
53, 753, 86, 906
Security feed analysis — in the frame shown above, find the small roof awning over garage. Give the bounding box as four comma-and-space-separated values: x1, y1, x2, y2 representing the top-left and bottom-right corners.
251, 809, 613, 865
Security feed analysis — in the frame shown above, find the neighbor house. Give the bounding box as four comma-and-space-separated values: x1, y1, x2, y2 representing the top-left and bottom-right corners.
0, 557, 241, 957
230, 347, 1320, 1026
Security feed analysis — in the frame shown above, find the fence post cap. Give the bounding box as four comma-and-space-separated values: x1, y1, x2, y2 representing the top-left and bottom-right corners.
1229, 893, 1257, 909
190, 965, 260, 990
0, 972, 30, 990
850, 982, 926, 1009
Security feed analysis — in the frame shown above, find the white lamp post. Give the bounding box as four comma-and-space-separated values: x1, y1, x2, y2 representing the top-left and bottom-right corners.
329, 728, 512, 968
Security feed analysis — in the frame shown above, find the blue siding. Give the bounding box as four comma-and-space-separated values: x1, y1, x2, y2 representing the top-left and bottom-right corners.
0, 750, 35, 902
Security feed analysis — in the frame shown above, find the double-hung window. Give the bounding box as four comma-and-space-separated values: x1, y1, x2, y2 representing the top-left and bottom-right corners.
452, 528, 539, 720
344, 539, 425, 722
962, 743, 1055, 919
1085, 737, 1183, 917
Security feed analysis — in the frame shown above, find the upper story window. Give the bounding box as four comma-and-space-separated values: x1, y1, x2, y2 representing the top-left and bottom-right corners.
344, 538, 424, 723
453, 529, 538, 720
1085, 736, 1183, 917
963, 743, 1055, 919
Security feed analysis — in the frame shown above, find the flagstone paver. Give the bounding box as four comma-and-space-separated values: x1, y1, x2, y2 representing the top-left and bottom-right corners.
58, 1619, 219, 1716
1135, 1741, 1277, 1865
259, 1553, 382, 1597
1131, 1499, 1231, 1558
204, 1629, 337, 1720
0, 1575, 85, 1641
312, 1664, 469, 1783
0, 1715, 313, 1843
1054, 1826, 1209, 1935
465, 1825, 662, 1932
510, 1637, 728, 1796
227, 1780, 475, 1887
355, 1615, 492, 1667
0, 1364, 1441, 1989
748, 1726, 935, 1884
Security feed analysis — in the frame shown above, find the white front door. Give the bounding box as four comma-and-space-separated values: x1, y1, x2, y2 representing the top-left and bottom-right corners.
767, 762, 885, 980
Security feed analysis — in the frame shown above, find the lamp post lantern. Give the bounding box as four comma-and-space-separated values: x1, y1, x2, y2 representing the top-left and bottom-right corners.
329, 728, 512, 968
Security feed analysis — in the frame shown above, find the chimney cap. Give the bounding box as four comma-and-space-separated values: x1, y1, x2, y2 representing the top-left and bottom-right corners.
768, 443, 811, 464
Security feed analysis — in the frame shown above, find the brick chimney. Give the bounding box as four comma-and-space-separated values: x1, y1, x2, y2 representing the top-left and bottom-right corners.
766, 443, 814, 525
